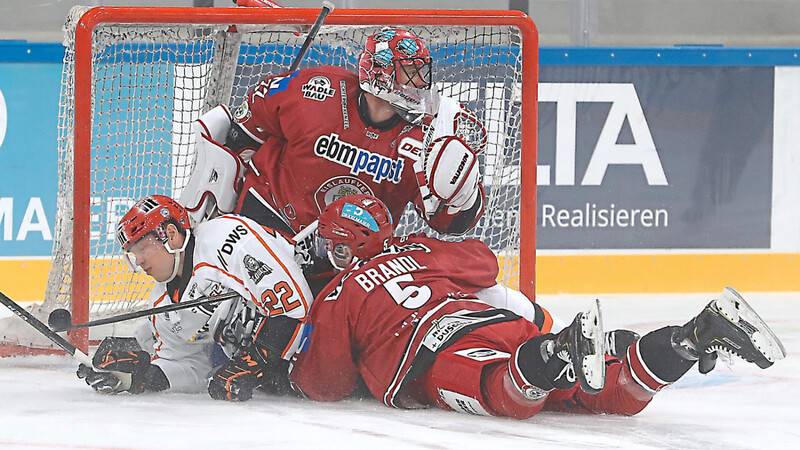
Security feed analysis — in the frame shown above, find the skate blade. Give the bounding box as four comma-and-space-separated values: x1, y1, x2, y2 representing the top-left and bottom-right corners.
579, 299, 606, 394
718, 287, 787, 366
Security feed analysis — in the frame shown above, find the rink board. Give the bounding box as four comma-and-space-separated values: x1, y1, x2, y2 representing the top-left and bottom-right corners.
3, 252, 800, 301
3, 45, 800, 299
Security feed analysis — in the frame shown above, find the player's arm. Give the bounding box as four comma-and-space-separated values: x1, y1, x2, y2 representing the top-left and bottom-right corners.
76, 288, 172, 394
288, 300, 360, 402
227, 71, 296, 150
414, 96, 487, 235
208, 313, 305, 401
203, 222, 313, 401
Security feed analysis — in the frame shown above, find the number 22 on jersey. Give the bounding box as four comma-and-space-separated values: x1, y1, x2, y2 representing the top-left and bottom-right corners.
261, 281, 300, 316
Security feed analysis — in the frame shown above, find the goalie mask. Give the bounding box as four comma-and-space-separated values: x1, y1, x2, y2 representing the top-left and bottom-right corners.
116, 195, 192, 282
316, 195, 394, 271
358, 28, 440, 125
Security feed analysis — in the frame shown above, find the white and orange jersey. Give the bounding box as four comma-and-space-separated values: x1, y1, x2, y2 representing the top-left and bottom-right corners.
142, 213, 313, 392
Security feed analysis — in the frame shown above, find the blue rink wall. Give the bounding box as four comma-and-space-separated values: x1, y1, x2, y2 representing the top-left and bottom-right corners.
1, 43, 799, 299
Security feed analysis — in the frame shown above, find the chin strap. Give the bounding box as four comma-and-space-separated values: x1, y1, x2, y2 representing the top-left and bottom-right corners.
163, 229, 192, 283
327, 251, 357, 272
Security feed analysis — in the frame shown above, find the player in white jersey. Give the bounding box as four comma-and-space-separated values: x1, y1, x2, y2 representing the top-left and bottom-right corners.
77, 195, 313, 401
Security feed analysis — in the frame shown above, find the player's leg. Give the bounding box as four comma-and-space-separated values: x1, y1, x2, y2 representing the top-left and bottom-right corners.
411, 319, 547, 419
558, 287, 786, 416
631, 286, 785, 390
414, 301, 604, 420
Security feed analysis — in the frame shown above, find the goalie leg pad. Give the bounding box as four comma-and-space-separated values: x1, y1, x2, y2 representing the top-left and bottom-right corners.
179, 105, 246, 224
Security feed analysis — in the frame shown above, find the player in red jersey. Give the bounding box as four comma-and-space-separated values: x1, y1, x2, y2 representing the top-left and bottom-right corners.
289, 195, 786, 419
180, 29, 485, 243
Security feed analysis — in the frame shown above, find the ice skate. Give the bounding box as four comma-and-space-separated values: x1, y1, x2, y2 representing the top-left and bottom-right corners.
549, 299, 606, 394
672, 287, 786, 373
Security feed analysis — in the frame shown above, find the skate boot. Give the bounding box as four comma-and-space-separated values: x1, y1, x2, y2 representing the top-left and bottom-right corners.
545, 299, 606, 394
672, 287, 786, 374
510, 299, 606, 400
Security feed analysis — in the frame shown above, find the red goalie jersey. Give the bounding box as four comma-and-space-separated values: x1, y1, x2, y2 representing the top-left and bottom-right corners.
232, 66, 483, 234
289, 235, 513, 407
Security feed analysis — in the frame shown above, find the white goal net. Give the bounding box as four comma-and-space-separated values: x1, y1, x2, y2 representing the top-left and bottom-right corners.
1, 6, 537, 352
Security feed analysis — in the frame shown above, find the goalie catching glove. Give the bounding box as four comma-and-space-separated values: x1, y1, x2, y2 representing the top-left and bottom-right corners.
425, 135, 481, 212
76, 337, 168, 394
416, 95, 486, 221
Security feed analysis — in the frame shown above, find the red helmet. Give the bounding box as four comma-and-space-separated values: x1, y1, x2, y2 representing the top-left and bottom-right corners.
317, 194, 394, 265
358, 28, 438, 124
116, 195, 191, 251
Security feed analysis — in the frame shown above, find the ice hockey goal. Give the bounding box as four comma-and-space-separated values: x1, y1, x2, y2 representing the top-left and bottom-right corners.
1, 6, 537, 354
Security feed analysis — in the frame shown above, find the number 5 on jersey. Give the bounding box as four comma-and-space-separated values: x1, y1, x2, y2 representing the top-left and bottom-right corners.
384, 273, 432, 309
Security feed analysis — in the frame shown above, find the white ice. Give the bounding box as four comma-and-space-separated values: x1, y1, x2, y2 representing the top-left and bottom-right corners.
0, 292, 797, 450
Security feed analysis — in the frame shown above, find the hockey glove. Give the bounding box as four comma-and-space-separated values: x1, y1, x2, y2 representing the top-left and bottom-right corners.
216, 303, 262, 350
79, 337, 162, 394
208, 314, 302, 401
77, 363, 125, 394
208, 346, 267, 402
425, 135, 480, 212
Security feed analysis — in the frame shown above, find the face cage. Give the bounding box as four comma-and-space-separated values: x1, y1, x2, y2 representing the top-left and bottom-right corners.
314, 232, 355, 271
393, 57, 432, 90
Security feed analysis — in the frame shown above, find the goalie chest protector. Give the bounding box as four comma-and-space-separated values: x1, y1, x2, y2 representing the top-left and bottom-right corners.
235, 66, 426, 231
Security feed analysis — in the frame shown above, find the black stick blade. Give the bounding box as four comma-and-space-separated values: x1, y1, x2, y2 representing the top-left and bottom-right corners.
48, 308, 73, 332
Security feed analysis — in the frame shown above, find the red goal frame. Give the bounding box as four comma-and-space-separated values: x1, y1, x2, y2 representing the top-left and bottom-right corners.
66, 7, 538, 353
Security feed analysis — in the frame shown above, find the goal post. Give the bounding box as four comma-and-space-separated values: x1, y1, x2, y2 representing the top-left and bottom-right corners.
1, 6, 538, 355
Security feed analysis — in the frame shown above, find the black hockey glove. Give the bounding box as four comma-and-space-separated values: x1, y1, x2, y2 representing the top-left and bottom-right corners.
208, 314, 302, 401
208, 346, 267, 402
216, 303, 261, 350
77, 337, 168, 394
77, 363, 126, 394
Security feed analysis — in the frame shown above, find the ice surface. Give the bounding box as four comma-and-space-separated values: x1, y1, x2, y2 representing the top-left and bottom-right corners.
0, 292, 797, 449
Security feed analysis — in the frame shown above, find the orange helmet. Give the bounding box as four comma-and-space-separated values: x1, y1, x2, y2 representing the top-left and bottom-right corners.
116, 195, 191, 251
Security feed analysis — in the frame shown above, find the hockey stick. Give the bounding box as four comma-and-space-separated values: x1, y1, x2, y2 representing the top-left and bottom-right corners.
293, 219, 318, 243
47, 222, 319, 332
47, 291, 242, 333
288, 1, 335, 72
0, 290, 92, 365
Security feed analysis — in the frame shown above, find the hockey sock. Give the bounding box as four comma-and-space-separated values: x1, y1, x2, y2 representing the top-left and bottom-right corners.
636, 326, 696, 383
